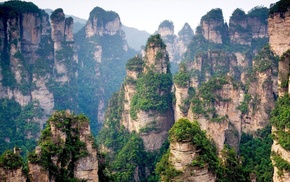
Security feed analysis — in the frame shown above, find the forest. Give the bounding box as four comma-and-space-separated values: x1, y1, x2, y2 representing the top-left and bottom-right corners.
0, 0, 290, 182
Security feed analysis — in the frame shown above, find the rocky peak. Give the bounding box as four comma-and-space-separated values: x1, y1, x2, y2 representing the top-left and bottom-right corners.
28, 110, 98, 182
157, 119, 217, 181
178, 23, 194, 43
86, 6, 122, 37
144, 34, 169, 74
50, 8, 74, 48
269, 1, 290, 181
229, 7, 268, 45
157, 20, 174, 37
200, 8, 226, 44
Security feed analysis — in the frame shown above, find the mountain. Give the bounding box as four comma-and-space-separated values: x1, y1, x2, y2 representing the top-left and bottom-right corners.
1, 0, 290, 182
97, 34, 174, 180
44, 8, 86, 33
154, 5, 276, 181
75, 6, 136, 135
0, 1, 135, 156
122, 25, 150, 51
268, 0, 290, 181
156, 20, 194, 73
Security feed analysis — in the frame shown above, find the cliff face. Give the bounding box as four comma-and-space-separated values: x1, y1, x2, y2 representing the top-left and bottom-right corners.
169, 141, 216, 181
269, 10, 290, 97
121, 35, 174, 151
75, 6, 134, 134
268, 3, 290, 181
28, 110, 98, 182
0, 2, 53, 153
157, 119, 218, 181
229, 8, 268, 45
0, 168, 26, 182
200, 8, 227, 44
173, 6, 275, 154
157, 21, 194, 69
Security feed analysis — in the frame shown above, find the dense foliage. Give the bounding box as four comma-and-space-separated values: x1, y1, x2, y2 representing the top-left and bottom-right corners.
146, 34, 166, 49
271, 94, 290, 130
191, 76, 230, 120
253, 45, 279, 73
126, 55, 144, 72
155, 150, 182, 181
271, 94, 290, 151
0, 99, 42, 155
89, 6, 119, 26
271, 152, 290, 177
168, 119, 219, 172
231, 8, 247, 22
97, 88, 169, 181
218, 146, 250, 182
28, 111, 91, 181
269, 0, 290, 15
0, 149, 23, 170
248, 6, 269, 24
0, 0, 40, 18
201, 8, 224, 23
130, 69, 173, 119
173, 63, 190, 87
240, 126, 274, 182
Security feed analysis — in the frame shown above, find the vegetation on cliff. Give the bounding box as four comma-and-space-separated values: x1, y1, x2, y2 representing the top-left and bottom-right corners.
156, 118, 253, 181
190, 76, 230, 121
89, 6, 119, 26
173, 63, 190, 87
0, 149, 23, 170
156, 118, 219, 181
201, 8, 224, 23
169, 119, 219, 171
130, 69, 173, 119
0, 1, 40, 18
269, 0, 290, 15
0, 99, 42, 155
28, 111, 92, 181
240, 126, 273, 181
271, 94, 290, 152
75, 9, 136, 134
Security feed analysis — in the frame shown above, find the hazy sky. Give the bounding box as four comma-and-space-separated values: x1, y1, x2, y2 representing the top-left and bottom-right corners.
1, 0, 278, 34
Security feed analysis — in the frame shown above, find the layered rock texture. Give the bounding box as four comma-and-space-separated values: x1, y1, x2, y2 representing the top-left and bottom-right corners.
0, 1, 85, 156
268, 1, 290, 181
123, 35, 174, 151
156, 20, 194, 72
0, 1, 134, 154
75, 7, 135, 134
172, 6, 275, 155
97, 34, 174, 180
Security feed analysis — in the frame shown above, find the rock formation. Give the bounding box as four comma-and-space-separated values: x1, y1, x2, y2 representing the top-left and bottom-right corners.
28, 110, 98, 182
268, 1, 290, 181
0, 148, 26, 182
97, 34, 174, 180
200, 8, 227, 44
75, 6, 134, 134
229, 7, 268, 45
122, 34, 174, 151
156, 20, 194, 71
173, 6, 275, 154
157, 119, 217, 181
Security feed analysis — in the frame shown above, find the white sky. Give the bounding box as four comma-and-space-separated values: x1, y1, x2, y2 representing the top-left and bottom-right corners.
1, 0, 278, 34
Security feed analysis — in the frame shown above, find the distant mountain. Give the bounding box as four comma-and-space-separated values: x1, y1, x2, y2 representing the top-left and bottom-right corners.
122, 25, 150, 51
44, 9, 86, 33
